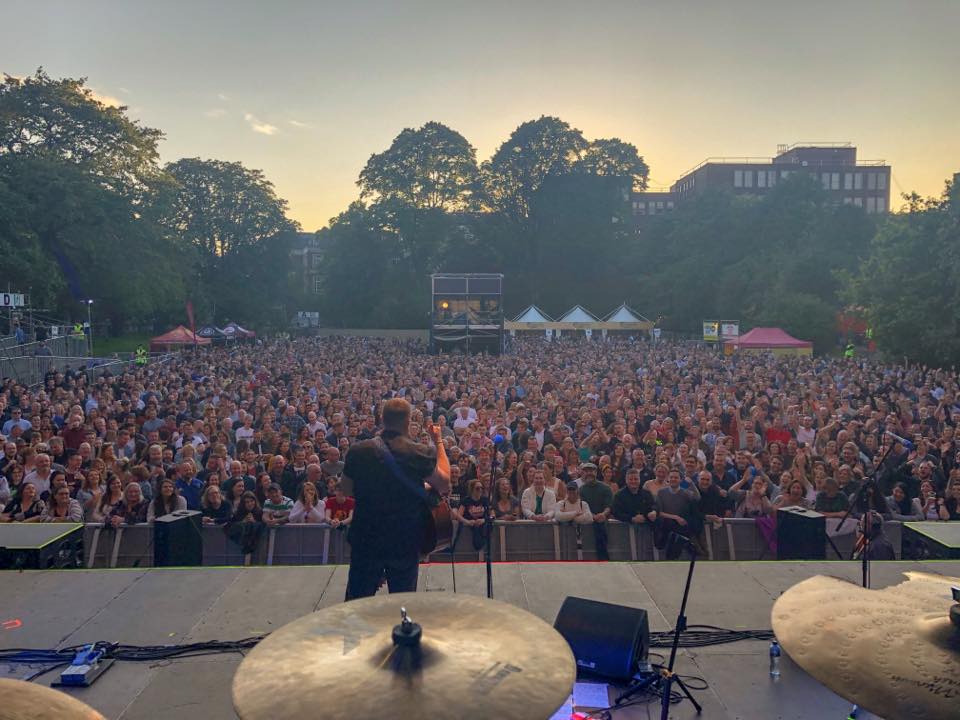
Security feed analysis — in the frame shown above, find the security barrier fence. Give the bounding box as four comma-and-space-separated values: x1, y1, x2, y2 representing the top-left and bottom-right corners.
79, 518, 903, 569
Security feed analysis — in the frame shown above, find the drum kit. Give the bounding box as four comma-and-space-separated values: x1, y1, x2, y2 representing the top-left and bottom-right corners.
2, 573, 958, 720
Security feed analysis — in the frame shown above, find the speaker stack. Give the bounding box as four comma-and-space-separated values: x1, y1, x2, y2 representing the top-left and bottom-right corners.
777, 506, 826, 560
154, 510, 203, 566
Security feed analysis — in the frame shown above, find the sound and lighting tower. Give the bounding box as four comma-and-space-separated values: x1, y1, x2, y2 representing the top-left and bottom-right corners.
429, 273, 504, 355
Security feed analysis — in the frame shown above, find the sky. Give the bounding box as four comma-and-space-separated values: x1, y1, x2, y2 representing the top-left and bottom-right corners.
2, 0, 958, 231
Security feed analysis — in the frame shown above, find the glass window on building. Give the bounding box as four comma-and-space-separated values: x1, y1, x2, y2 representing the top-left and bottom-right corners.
843, 197, 853, 205
657, 201, 664, 209
854, 197, 863, 207
867, 173, 877, 190
734, 170, 743, 187
822, 173, 831, 190
831, 173, 840, 190
757, 170, 767, 188
768, 171, 776, 186
854, 173, 863, 190
743, 170, 753, 187
877, 173, 887, 190
876, 197, 886, 213
844, 173, 853, 190
780, 170, 790, 179
866, 197, 877, 213
313, 276, 323, 294
667, 201, 674, 209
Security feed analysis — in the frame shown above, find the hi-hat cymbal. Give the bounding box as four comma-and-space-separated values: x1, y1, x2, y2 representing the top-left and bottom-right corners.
233, 592, 575, 720
772, 571, 960, 720
0, 679, 106, 720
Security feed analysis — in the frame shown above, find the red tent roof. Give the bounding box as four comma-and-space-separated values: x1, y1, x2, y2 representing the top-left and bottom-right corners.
726, 327, 812, 348
150, 325, 211, 348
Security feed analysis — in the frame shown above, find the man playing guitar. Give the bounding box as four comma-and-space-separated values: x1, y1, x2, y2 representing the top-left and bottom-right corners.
342, 398, 451, 599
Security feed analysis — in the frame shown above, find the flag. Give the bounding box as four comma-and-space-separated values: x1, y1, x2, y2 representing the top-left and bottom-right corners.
186, 301, 197, 347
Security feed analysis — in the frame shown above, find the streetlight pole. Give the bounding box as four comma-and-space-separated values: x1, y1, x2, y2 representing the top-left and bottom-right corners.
86, 300, 93, 357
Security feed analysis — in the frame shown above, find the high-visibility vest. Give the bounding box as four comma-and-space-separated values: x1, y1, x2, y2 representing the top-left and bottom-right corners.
844, 344, 855, 358
135, 347, 148, 365
73, 323, 84, 336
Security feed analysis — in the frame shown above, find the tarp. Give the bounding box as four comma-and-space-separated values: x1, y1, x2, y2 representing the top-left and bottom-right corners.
725, 327, 812, 349
512, 305, 553, 323
557, 305, 598, 323
196, 325, 227, 340
603, 304, 650, 323
222, 322, 256, 339
150, 325, 211, 351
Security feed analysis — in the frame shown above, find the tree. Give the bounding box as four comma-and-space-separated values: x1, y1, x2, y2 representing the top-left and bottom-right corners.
844, 180, 960, 365
358, 122, 478, 211
575, 138, 649, 191
0, 69, 165, 200
481, 116, 588, 222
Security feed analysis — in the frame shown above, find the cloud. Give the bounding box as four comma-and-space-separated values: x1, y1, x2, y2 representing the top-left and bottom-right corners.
288, 119, 313, 129
204, 108, 227, 118
244, 113, 278, 136
217, 92, 230, 101
89, 89, 124, 108
118, 87, 131, 94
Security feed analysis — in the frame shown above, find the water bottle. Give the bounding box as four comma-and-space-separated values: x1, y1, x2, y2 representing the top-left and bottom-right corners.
769, 640, 781, 678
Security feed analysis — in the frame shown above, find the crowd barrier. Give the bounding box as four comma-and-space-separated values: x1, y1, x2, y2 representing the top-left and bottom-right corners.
80, 519, 905, 569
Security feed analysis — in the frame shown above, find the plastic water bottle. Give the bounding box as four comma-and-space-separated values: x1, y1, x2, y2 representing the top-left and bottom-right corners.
769, 640, 781, 678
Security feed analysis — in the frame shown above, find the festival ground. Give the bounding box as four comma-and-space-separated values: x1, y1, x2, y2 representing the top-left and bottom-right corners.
3, 560, 958, 719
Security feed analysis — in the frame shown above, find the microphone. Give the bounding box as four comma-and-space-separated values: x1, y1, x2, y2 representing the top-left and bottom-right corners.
884, 430, 914, 450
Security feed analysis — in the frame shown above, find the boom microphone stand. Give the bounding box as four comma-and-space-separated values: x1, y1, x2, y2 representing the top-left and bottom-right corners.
484, 434, 504, 599
659, 533, 702, 719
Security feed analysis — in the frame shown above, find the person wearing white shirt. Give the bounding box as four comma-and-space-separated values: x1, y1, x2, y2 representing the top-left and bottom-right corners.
520, 469, 556, 521
553, 483, 594, 524
289, 481, 326, 523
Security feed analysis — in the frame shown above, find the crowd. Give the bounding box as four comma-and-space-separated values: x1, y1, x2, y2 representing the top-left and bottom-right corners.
1, 335, 958, 560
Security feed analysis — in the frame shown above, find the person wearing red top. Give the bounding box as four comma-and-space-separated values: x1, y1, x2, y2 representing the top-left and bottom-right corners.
324, 483, 354, 529
764, 416, 792, 446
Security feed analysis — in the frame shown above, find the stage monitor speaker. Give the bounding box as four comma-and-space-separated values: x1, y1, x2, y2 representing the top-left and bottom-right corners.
777, 506, 826, 560
154, 510, 203, 567
0, 523, 84, 569
553, 596, 649, 680
902, 521, 960, 560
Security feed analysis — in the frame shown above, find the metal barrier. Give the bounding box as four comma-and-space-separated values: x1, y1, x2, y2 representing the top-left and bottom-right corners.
1, 353, 177, 386
78, 519, 907, 568
0, 335, 88, 359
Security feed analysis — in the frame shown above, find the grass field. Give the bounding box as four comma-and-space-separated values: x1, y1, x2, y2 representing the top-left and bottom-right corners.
94, 333, 152, 357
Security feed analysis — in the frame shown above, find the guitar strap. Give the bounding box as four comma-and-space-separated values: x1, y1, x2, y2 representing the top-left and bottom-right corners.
379, 438, 428, 503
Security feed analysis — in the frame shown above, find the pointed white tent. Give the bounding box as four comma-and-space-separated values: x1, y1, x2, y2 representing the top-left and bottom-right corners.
557, 305, 598, 323
603, 304, 651, 323
512, 305, 554, 323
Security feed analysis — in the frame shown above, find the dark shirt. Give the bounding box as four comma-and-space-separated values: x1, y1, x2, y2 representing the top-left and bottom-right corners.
110, 500, 149, 525
579, 480, 613, 515
696, 484, 728, 518
611, 487, 656, 522
202, 501, 233, 525
343, 431, 436, 554
176, 477, 204, 511
815, 492, 849, 514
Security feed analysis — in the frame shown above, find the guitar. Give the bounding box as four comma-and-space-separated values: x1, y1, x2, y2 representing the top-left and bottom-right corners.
421, 489, 453, 556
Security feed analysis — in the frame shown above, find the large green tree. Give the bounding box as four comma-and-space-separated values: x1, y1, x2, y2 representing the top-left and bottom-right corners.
844, 180, 960, 365
358, 121, 478, 211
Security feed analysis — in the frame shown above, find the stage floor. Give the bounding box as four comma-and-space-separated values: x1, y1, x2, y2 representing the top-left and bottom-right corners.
3, 560, 959, 719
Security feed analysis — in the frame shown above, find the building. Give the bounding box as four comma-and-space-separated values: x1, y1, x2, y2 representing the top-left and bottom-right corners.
633, 143, 891, 218
289, 231, 325, 295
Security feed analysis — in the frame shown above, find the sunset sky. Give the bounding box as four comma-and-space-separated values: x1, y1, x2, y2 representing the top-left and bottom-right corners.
3, 0, 958, 231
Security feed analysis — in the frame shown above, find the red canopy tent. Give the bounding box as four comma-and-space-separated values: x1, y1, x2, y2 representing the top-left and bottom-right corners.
724, 327, 812, 356
150, 325, 211, 352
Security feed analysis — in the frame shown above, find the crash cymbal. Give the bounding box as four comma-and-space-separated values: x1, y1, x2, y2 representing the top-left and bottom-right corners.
0, 678, 106, 720
772, 571, 960, 720
233, 592, 575, 720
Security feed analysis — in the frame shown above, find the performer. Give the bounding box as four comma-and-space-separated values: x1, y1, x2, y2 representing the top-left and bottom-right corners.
342, 398, 450, 599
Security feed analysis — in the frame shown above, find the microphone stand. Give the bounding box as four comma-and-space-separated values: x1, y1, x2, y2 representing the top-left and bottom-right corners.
484, 435, 503, 599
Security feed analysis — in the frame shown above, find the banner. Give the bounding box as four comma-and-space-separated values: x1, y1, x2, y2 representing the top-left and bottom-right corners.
721, 322, 740, 338
703, 321, 719, 342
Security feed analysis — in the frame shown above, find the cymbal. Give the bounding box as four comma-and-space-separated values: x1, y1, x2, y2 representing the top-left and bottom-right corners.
0, 678, 105, 720
772, 571, 960, 720
233, 592, 575, 720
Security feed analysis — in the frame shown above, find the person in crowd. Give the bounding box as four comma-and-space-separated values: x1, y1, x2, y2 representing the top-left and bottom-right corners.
109, 482, 149, 527
886, 482, 924, 521
492, 477, 520, 520
815, 477, 850, 519
655, 469, 699, 558
324, 481, 354, 529
174, 461, 204, 511
578, 462, 613, 560
262, 482, 294, 526
147, 477, 187, 522
938, 482, 960, 521
225, 491, 265, 556
454, 478, 488, 551
612, 468, 658, 526
43, 484, 83, 522
918, 480, 941, 520
289, 480, 325, 523
90, 475, 124, 524
201, 485, 232, 525
520, 468, 556, 521
554, 482, 593, 524
734, 476, 774, 519
773, 478, 812, 511
0, 481, 45, 522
